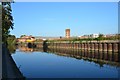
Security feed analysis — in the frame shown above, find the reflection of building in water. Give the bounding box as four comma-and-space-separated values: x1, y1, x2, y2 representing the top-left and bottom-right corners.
18, 46, 43, 52
18, 46, 33, 52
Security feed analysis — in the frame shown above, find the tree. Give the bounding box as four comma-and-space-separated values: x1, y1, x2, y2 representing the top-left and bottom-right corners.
20, 35, 26, 38
98, 33, 104, 38
2, 2, 14, 44
98, 33, 104, 40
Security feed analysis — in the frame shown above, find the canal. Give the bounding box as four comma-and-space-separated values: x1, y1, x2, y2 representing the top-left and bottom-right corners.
10, 45, 120, 78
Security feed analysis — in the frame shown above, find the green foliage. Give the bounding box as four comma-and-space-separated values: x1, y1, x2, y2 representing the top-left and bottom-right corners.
2, 2, 14, 43
7, 35, 16, 54
7, 35, 16, 45
97, 33, 104, 40
7, 44, 16, 54
98, 34, 104, 38
20, 35, 26, 38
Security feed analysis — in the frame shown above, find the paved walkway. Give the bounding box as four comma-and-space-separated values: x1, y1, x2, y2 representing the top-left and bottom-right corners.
2, 44, 25, 79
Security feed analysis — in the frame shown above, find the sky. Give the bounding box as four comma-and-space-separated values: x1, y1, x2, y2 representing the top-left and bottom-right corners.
10, 2, 118, 38
14, 0, 119, 2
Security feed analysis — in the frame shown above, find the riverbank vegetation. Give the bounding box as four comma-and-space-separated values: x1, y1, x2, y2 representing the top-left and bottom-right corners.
7, 35, 16, 53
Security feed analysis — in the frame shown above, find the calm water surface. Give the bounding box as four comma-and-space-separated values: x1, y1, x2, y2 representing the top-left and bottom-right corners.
11, 47, 120, 78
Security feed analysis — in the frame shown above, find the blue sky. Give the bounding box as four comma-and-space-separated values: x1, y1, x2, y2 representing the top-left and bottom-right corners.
11, 2, 118, 38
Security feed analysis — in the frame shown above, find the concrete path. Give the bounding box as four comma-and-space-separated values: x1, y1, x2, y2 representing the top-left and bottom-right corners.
2, 44, 25, 79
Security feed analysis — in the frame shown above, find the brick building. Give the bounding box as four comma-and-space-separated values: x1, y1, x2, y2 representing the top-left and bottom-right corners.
65, 29, 70, 38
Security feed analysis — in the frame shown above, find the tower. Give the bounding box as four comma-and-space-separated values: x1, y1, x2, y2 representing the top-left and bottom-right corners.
65, 29, 70, 38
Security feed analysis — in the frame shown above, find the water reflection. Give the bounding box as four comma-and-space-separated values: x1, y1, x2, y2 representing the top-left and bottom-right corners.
17, 46, 43, 52
11, 44, 120, 78
11, 44, 120, 68
48, 48, 120, 68
43, 41, 48, 52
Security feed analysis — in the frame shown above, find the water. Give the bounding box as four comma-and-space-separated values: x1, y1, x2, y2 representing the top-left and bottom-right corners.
11, 46, 120, 78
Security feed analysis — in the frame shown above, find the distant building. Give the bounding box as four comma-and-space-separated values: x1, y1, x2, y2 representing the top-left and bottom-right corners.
79, 34, 99, 39
79, 35, 89, 39
65, 29, 70, 38
17, 35, 36, 42
90, 34, 99, 38
105, 34, 116, 38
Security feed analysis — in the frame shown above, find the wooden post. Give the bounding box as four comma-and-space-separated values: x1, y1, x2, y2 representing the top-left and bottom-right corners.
103, 43, 107, 52
98, 42, 102, 52
88, 43, 90, 52
80, 43, 82, 50
82, 43, 84, 51
91, 42, 94, 52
